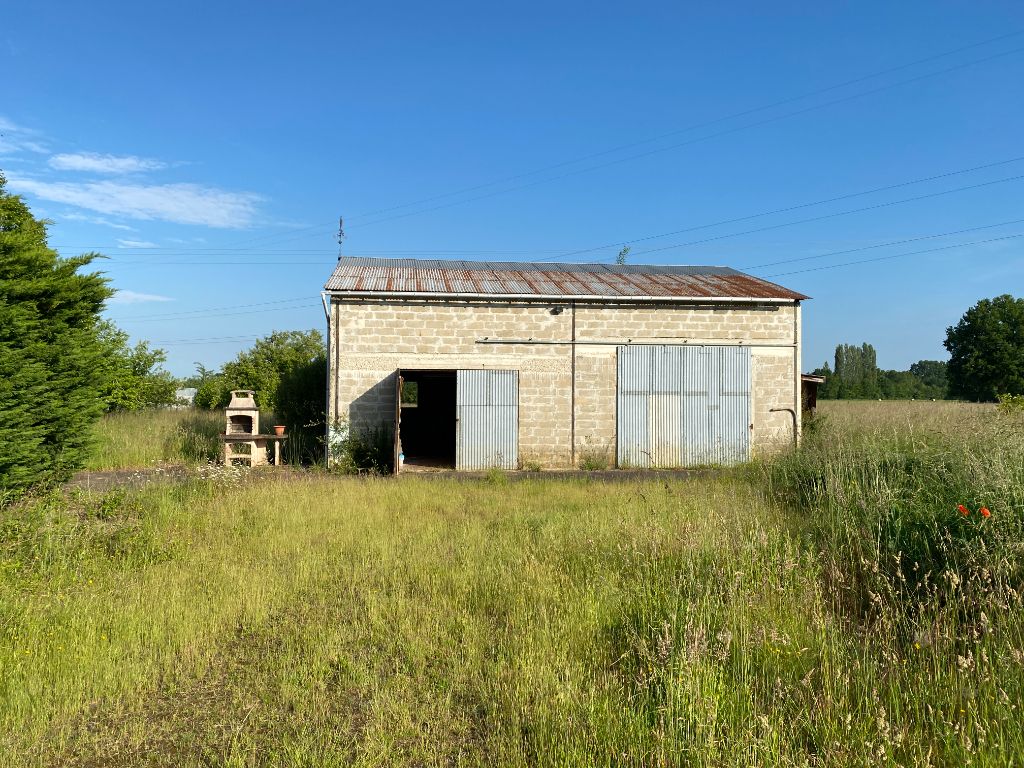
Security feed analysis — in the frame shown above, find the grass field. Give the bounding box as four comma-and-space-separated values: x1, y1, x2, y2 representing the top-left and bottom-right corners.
84, 410, 222, 470
2, 402, 1022, 766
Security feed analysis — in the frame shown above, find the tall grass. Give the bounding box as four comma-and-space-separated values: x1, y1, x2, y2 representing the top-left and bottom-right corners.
85, 409, 222, 470
0, 401, 1021, 765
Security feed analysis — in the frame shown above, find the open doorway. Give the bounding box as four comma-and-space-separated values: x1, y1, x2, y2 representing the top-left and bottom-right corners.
397, 370, 456, 470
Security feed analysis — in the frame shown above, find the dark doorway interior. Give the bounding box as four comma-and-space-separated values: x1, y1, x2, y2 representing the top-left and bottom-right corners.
399, 370, 456, 470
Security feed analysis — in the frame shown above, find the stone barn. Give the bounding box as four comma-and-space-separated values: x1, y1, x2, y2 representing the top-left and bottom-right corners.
323, 257, 808, 472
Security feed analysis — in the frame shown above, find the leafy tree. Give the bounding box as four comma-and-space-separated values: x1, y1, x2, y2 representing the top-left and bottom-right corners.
96, 320, 178, 411
945, 295, 1024, 401
193, 329, 326, 463
180, 363, 218, 389
0, 173, 112, 494
195, 330, 324, 413
909, 360, 948, 394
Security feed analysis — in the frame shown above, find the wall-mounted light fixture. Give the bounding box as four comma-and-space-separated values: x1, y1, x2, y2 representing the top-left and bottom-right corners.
550, 306, 565, 315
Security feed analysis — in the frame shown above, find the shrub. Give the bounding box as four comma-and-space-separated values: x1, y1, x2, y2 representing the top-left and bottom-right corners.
328, 421, 393, 474
997, 393, 1024, 414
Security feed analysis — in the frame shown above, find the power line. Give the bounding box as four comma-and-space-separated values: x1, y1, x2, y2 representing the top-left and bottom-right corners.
763, 232, 1024, 278
110, 219, 1024, 325
151, 335, 262, 345
119, 303, 320, 323
83, 154, 1024, 267
100, 172, 1024, 268
58, 245, 570, 255
344, 43, 1024, 232
741, 218, 1024, 270
557, 155, 1024, 260
342, 30, 1024, 225
53, 31, 1024, 255
138, 236, 1022, 348
124, 228, 1024, 333
337, 30, 1024, 226
116, 301, 321, 323
621, 173, 1024, 259
113, 295, 318, 321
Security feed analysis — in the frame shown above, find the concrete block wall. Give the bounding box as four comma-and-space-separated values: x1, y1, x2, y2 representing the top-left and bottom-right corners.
328, 298, 801, 468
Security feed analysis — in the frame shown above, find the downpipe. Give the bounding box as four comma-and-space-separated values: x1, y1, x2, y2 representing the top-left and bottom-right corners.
770, 407, 799, 449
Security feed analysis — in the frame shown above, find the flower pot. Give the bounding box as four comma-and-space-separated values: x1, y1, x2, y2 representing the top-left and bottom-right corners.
273, 425, 286, 436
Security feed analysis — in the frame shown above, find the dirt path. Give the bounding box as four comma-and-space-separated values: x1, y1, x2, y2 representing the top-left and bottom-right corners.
66, 465, 712, 495
65, 466, 193, 494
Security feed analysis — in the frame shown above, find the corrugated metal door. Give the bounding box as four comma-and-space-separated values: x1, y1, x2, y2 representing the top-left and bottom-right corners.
456, 369, 519, 470
617, 346, 750, 468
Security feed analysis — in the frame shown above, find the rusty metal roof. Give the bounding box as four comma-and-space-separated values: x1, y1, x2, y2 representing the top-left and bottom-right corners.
324, 257, 809, 302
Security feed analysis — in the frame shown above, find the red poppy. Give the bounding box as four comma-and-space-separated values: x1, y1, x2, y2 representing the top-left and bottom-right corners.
957, 504, 970, 516
980, 507, 991, 518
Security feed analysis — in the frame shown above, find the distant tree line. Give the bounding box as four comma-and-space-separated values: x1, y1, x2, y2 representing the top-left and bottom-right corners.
812, 294, 1023, 402
812, 344, 949, 400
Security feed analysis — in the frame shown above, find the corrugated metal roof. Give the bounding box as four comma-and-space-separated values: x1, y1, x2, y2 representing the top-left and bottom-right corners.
323, 257, 809, 302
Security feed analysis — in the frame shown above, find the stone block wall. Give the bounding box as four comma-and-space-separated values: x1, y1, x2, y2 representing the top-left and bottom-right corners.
328, 298, 801, 468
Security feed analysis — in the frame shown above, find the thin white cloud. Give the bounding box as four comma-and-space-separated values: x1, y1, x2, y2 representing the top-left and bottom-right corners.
7, 175, 262, 228
109, 290, 174, 305
0, 116, 48, 155
62, 212, 137, 231
49, 152, 166, 174
116, 239, 159, 248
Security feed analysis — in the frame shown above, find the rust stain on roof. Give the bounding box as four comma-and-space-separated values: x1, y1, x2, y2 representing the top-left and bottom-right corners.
324, 257, 809, 301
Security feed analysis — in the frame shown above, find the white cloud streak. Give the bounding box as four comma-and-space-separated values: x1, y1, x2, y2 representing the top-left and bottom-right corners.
0, 116, 48, 155
49, 152, 167, 174
62, 212, 137, 231
7, 175, 263, 228
109, 290, 174, 305
116, 239, 159, 248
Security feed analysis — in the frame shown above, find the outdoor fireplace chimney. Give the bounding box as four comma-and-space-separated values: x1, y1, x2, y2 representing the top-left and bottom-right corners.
226, 390, 259, 436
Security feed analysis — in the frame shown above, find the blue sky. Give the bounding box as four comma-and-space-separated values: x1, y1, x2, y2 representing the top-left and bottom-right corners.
2, 1, 1022, 376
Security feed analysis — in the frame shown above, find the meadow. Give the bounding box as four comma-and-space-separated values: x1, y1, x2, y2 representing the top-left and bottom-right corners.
1, 402, 1021, 766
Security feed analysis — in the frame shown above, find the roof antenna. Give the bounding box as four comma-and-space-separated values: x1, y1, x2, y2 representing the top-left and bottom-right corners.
336, 215, 346, 259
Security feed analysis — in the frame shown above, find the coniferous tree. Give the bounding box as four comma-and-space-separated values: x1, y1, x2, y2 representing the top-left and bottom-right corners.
0, 174, 112, 495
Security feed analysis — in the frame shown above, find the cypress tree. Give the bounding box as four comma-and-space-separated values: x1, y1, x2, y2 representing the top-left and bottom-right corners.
0, 173, 112, 496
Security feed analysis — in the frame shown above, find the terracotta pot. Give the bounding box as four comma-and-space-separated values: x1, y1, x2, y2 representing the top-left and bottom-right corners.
273, 425, 286, 436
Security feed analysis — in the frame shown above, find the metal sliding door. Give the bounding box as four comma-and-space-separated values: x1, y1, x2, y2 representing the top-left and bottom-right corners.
617, 346, 750, 468
456, 369, 519, 470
